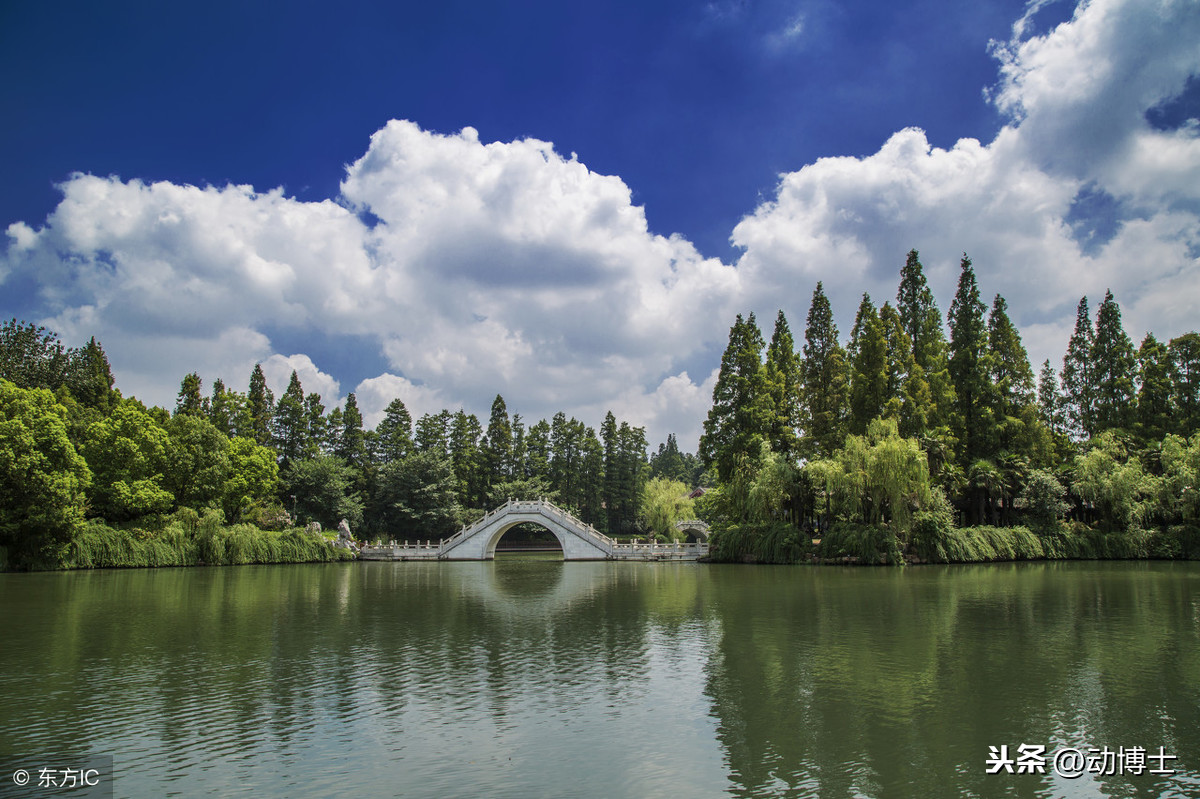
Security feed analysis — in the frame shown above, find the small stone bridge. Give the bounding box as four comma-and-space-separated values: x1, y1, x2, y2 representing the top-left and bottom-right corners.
360, 498, 708, 561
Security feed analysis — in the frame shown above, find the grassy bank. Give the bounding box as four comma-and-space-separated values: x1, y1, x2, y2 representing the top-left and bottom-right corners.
2, 508, 355, 571
707, 520, 1200, 565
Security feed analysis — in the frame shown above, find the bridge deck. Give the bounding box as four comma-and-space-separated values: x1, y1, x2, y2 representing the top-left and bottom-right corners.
358, 498, 709, 562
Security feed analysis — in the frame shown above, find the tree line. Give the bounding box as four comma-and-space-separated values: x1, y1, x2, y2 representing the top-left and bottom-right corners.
0, 317, 661, 569
698, 250, 1200, 562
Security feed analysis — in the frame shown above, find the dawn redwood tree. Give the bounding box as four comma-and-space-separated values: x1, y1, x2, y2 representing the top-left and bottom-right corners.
879, 301, 929, 438
524, 418, 552, 484
1091, 289, 1136, 434
847, 294, 888, 435
414, 410, 451, 457
895, 250, 954, 431
1135, 333, 1173, 442
246, 364, 275, 448
449, 410, 484, 508
987, 294, 1036, 456
375, 398, 414, 464
336, 393, 369, 469
700, 313, 770, 483
303, 392, 326, 460
1038, 360, 1063, 436
800, 283, 848, 458
175, 372, 204, 418
1062, 297, 1095, 440
602, 411, 620, 533
272, 371, 307, 466
483, 394, 513, 488
946, 255, 993, 468
763, 310, 802, 460
1169, 332, 1200, 436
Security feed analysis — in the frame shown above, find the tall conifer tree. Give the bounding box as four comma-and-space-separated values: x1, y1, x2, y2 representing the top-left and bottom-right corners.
700, 313, 769, 482
1062, 297, 1095, 440
946, 255, 992, 466
763, 310, 802, 459
801, 283, 848, 457
272, 371, 307, 465
895, 249, 954, 430
247, 364, 275, 447
175, 372, 204, 417
375, 398, 414, 464
1091, 289, 1136, 433
483, 394, 514, 486
1169, 332, 1200, 436
1135, 334, 1172, 442
848, 294, 888, 435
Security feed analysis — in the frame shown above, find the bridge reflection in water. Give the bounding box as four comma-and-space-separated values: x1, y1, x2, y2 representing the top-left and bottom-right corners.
360, 498, 709, 562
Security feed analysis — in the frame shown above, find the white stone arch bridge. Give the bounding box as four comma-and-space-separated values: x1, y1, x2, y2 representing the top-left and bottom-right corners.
360, 498, 708, 561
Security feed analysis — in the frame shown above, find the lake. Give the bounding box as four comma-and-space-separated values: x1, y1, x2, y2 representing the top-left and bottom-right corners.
1, 560, 1197, 797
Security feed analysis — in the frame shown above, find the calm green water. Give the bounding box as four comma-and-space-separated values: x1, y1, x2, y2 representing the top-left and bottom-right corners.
1, 561, 1198, 798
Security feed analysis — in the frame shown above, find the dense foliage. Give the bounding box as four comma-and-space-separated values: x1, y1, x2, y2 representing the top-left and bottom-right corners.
0, 318, 655, 568
696, 251, 1200, 564
4, 244, 1198, 572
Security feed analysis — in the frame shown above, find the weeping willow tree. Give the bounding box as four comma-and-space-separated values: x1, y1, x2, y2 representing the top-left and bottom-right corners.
807, 418, 932, 538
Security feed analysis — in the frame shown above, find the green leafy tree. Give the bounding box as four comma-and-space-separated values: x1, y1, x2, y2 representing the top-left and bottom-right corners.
282, 455, 363, 531
612, 421, 647, 534
1159, 433, 1200, 524
0, 380, 92, 565
221, 436, 280, 523
1074, 432, 1157, 532
1091, 289, 1136, 433
164, 413, 230, 510
640, 477, 695, 540
801, 283, 849, 457
80, 400, 175, 520
1021, 468, 1069, 534
701, 313, 769, 482
370, 451, 461, 540
806, 417, 932, 536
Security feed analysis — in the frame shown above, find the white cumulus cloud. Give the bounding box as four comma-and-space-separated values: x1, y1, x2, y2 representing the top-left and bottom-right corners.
2, 0, 1197, 449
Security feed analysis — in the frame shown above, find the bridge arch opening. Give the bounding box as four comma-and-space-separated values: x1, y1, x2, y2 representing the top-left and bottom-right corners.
488, 521, 564, 560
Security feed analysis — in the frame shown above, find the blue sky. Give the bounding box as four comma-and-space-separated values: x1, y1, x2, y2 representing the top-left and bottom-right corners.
2, 0, 1198, 449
